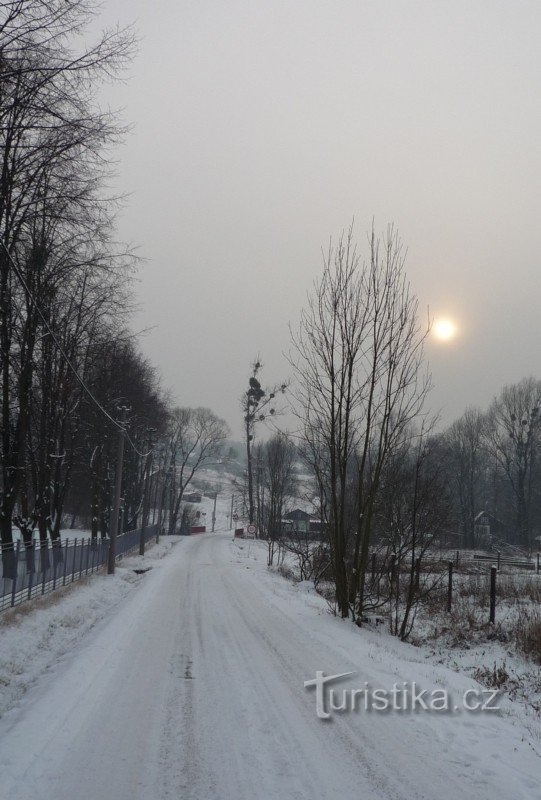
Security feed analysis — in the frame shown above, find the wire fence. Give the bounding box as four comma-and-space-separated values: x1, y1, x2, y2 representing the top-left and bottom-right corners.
0, 525, 159, 613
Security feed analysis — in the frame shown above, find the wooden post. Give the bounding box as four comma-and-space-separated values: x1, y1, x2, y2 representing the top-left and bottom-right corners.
456, 550, 459, 568
497, 550, 501, 570
489, 565, 497, 624
447, 561, 453, 613
537, 553, 540, 574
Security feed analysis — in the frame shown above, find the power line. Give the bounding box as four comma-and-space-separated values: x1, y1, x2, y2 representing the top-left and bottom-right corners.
1, 239, 154, 458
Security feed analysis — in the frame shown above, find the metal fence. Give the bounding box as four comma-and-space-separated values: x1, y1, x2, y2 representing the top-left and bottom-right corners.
0, 525, 159, 612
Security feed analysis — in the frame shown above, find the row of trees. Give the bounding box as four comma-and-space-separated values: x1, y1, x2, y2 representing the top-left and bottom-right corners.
0, 3, 230, 576
444, 378, 541, 552
0, 1, 139, 566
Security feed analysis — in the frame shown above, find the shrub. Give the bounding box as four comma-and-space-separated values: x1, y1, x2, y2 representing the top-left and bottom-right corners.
516, 614, 541, 665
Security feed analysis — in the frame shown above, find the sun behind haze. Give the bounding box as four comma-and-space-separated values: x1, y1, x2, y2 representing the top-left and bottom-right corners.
433, 319, 457, 342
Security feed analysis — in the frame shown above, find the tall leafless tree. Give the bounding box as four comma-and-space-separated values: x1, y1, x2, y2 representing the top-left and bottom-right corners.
291, 223, 431, 618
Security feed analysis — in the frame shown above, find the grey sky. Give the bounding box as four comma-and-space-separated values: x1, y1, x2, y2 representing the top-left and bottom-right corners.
95, 0, 541, 438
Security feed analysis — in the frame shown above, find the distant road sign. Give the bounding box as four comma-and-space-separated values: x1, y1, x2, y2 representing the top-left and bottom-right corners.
247, 524, 256, 535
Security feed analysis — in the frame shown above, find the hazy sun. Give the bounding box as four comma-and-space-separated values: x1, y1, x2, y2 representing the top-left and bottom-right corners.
433, 319, 456, 342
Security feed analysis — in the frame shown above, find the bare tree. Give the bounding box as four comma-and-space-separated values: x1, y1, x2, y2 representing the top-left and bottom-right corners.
483, 377, 541, 551
259, 432, 297, 566
374, 426, 451, 639
167, 408, 229, 534
290, 228, 366, 616
291, 222, 431, 618
444, 407, 485, 548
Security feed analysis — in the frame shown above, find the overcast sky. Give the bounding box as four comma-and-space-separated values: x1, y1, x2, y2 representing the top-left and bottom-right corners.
94, 0, 541, 438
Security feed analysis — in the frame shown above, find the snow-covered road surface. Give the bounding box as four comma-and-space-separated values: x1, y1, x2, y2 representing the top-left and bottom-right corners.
0, 532, 538, 800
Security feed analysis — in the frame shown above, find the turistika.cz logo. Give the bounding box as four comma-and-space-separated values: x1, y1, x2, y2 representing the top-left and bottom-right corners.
304, 671, 501, 720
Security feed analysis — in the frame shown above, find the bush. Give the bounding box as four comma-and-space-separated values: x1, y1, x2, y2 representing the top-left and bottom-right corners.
516, 613, 541, 665
276, 563, 297, 583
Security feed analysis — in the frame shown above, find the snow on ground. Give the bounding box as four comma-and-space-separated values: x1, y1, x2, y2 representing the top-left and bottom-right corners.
239, 537, 541, 740
0, 537, 181, 719
0, 511, 539, 799
10, 527, 92, 543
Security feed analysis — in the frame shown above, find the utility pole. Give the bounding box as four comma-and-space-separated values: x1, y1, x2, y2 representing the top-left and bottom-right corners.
108, 406, 128, 575
212, 491, 218, 532
156, 467, 164, 544
156, 465, 170, 543
139, 428, 155, 556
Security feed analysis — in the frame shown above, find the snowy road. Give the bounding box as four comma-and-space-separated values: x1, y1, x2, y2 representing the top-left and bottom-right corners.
0, 532, 538, 800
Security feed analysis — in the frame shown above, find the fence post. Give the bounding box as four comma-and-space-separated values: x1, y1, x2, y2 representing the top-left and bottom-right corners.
41, 544, 48, 595
63, 539, 69, 586
52, 546, 57, 591
27, 546, 34, 600
108, 407, 127, 575
497, 551, 501, 570
537, 553, 540, 574
85, 538, 91, 575
447, 561, 453, 613
78, 538, 85, 579
489, 565, 497, 624
72, 539, 78, 583
10, 540, 21, 607
455, 550, 459, 568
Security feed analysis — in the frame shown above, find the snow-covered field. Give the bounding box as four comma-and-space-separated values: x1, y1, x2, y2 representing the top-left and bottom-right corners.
0, 510, 539, 799
10, 527, 92, 543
